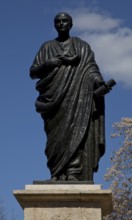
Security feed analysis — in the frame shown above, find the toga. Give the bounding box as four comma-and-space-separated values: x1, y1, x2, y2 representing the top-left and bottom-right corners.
30, 37, 105, 181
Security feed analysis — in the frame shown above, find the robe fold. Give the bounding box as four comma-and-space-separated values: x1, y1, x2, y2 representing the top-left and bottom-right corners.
30, 37, 105, 180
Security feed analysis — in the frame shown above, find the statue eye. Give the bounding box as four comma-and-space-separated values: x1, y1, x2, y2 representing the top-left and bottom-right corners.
63, 19, 68, 22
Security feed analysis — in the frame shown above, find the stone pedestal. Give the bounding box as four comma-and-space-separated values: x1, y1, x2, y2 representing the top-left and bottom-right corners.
13, 184, 112, 220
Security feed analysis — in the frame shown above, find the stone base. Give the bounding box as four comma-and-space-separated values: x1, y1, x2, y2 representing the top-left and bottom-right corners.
13, 184, 112, 220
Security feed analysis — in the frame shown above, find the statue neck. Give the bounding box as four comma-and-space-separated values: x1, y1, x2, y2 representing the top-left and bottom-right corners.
57, 32, 70, 42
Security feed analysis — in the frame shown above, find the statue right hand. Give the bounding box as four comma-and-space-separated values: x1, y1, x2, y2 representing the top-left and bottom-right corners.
45, 58, 63, 67
59, 54, 80, 65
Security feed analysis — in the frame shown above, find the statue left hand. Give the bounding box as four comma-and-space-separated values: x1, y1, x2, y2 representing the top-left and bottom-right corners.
94, 77, 112, 95
95, 78, 105, 88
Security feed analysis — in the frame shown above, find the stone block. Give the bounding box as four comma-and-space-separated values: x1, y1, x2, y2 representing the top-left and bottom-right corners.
13, 184, 112, 220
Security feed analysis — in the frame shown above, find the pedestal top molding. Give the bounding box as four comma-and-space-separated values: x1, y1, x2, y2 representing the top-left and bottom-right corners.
13, 184, 112, 216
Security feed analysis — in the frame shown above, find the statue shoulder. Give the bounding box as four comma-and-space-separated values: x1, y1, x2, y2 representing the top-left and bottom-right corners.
72, 37, 91, 49
39, 39, 55, 49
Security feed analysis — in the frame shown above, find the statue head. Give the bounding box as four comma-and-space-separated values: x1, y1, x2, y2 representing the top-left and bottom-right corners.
54, 12, 73, 33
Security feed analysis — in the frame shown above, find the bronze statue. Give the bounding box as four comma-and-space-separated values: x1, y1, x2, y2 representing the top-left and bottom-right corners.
30, 12, 114, 182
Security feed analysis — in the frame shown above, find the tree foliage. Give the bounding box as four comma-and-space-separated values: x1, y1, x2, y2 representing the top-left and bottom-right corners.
104, 117, 132, 220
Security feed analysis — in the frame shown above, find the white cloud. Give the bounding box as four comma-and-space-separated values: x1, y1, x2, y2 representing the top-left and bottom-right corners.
73, 11, 121, 32
70, 9, 132, 88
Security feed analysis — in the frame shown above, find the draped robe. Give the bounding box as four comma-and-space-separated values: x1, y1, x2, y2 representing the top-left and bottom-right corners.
30, 37, 105, 180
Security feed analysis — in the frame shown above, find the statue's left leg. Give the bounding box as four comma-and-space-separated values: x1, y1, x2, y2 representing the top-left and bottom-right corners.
66, 149, 83, 181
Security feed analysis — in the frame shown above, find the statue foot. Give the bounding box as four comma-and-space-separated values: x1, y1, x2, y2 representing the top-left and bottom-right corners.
67, 175, 79, 181
51, 176, 58, 181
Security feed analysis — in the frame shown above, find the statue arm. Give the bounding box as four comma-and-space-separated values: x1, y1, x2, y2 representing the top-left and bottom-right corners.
93, 74, 113, 95
30, 63, 46, 79
30, 58, 63, 79
94, 76, 105, 88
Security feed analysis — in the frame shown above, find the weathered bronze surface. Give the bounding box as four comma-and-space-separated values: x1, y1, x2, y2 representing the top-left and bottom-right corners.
30, 12, 114, 182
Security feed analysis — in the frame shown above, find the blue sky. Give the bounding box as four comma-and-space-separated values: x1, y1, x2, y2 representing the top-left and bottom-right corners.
0, 0, 132, 219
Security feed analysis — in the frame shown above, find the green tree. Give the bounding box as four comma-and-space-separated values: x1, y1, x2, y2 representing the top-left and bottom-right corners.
104, 118, 132, 220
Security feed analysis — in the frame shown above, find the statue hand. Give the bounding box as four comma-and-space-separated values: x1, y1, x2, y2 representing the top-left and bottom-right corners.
60, 54, 80, 65
94, 77, 112, 94
45, 58, 63, 67
94, 77, 105, 88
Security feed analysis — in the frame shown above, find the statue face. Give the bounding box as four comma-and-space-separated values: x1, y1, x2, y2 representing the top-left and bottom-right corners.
54, 13, 72, 33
